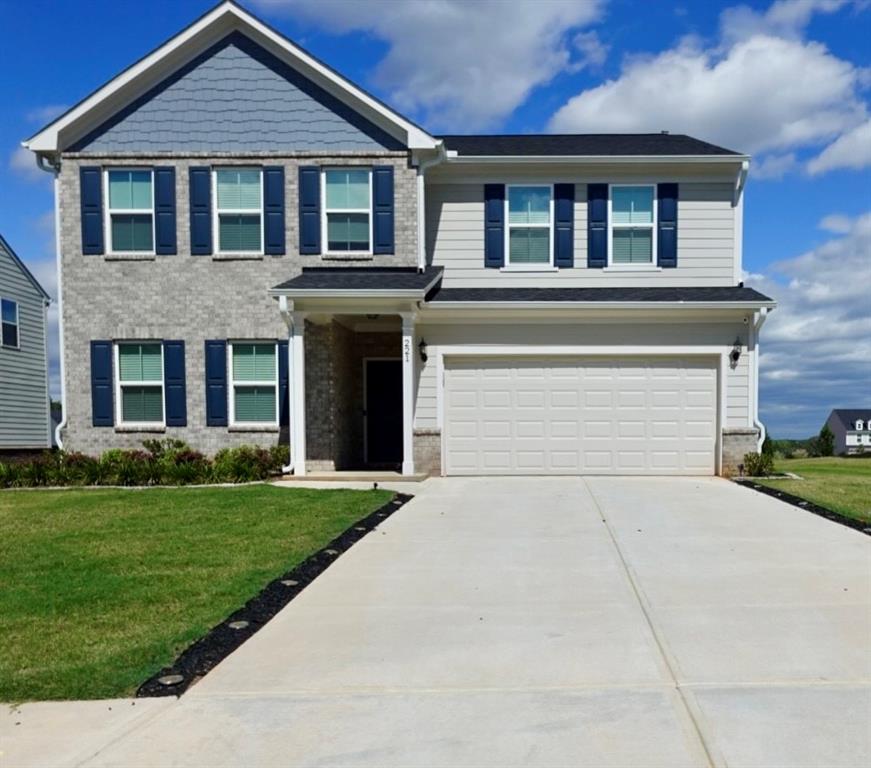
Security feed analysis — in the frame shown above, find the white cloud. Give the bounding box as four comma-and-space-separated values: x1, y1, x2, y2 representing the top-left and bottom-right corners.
9, 146, 46, 183
753, 212, 871, 436
819, 213, 852, 233
549, 34, 866, 156
254, 0, 604, 129
572, 31, 609, 70
752, 152, 798, 180
719, 0, 848, 43
807, 118, 871, 174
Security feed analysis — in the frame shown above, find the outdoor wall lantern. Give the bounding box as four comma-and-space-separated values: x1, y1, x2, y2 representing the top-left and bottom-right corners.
418, 338, 428, 363
729, 338, 742, 367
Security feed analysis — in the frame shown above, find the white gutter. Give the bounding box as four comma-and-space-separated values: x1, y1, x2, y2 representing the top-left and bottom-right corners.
734, 159, 749, 205
36, 153, 66, 449
444, 154, 750, 165
751, 307, 770, 451
415, 143, 448, 272
423, 300, 777, 311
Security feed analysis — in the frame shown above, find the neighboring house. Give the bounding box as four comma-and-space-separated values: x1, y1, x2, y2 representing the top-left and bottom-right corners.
23, 1, 775, 477
0, 235, 52, 452
825, 410, 871, 455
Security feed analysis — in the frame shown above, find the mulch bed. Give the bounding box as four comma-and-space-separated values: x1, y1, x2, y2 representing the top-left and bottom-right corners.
736, 480, 870, 536
137, 492, 413, 697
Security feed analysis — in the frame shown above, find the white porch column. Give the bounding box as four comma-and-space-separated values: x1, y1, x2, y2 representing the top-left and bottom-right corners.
400, 311, 416, 476
289, 311, 307, 476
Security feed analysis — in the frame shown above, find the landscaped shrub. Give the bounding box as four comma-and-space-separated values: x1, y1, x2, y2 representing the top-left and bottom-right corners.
100, 449, 153, 486
161, 449, 211, 485
743, 451, 775, 477
212, 445, 276, 483
61, 452, 103, 486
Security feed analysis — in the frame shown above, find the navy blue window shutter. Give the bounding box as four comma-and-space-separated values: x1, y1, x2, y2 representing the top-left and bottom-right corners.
263, 166, 285, 255
484, 184, 505, 268
154, 167, 177, 255
657, 183, 678, 268
587, 184, 608, 268
298, 166, 321, 255
372, 166, 395, 254
80, 167, 104, 255
278, 340, 289, 429
90, 340, 113, 426
554, 183, 575, 268
204, 340, 228, 426
189, 167, 212, 255
163, 340, 187, 427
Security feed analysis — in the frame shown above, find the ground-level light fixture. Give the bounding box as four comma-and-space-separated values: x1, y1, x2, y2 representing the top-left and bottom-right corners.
418, 338, 428, 363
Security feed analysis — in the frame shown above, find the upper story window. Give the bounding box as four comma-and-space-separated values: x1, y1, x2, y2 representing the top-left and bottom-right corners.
507, 185, 552, 266
856, 420, 865, 431
215, 168, 262, 253
230, 342, 278, 425
610, 185, 656, 265
1, 298, 19, 348
107, 169, 154, 253
116, 342, 164, 426
323, 169, 371, 253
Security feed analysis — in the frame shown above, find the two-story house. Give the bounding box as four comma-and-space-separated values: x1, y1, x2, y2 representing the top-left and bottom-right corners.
0, 235, 52, 453
825, 409, 871, 455
23, 1, 775, 477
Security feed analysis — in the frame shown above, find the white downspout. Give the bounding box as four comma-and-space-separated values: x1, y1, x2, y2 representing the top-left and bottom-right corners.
751, 307, 769, 451
415, 143, 447, 273
35, 152, 65, 449
278, 295, 294, 474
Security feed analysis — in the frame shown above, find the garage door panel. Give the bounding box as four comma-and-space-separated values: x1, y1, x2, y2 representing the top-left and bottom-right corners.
444, 357, 717, 476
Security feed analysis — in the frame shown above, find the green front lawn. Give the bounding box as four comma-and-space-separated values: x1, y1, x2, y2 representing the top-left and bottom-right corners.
0, 485, 391, 702
754, 457, 871, 524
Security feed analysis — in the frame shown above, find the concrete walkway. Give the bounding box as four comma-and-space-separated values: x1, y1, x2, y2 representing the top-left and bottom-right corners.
4, 477, 869, 767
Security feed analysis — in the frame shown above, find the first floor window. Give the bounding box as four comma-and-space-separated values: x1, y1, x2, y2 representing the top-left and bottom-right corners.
611, 185, 655, 264
216, 168, 262, 252
117, 342, 164, 424
507, 185, 551, 265
107, 169, 154, 252
231, 342, 277, 424
324, 168, 371, 252
1, 298, 18, 347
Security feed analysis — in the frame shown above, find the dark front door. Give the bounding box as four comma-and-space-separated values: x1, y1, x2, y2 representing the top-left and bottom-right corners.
365, 359, 403, 467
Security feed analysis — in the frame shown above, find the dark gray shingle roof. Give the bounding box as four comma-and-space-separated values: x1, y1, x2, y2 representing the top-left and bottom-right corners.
829, 409, 871, 430
427, 286, 774, 303
438, 133, 742, 157
272, 266, 443, 292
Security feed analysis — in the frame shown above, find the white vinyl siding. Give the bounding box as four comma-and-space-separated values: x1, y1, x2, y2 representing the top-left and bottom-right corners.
426, 179, 736, 287
106, 169, 154, 253
215, 168, 263, 253
323, 168, 372, 253
230, 342, 278, 425
116, 343, 164, 426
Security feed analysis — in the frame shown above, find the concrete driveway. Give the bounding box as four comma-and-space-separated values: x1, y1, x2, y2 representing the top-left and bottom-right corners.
7, 477, 871, 767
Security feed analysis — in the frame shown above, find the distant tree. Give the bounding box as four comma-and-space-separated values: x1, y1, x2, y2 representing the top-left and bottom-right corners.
815, 424, 835, 457
761, 433, 774, 456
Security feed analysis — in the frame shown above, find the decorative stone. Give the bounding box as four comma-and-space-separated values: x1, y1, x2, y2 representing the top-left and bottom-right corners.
354, 526, 367, 532
281, 579, 299, 587
228, 620, 249, 630
325, 549, 339, 556
158, 674, 184, 686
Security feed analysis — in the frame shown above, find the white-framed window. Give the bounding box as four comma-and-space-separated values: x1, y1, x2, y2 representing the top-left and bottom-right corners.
505, 184, 553, 266
229, 342, 278, 426
214, 168, 263, 253
115, 342, 164, 426
609, 184, 656, 265
105, 168, 155, 253
322, 168, 372, 253
1, 298, 19, 348
856, 420, 865, 431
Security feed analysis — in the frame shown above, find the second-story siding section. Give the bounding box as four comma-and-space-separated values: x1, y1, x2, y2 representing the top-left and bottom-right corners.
426, 164, 737, 287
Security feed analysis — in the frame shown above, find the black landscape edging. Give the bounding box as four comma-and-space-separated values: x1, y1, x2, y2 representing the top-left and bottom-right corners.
136, 492, 413, 697
736, 480, 870, 536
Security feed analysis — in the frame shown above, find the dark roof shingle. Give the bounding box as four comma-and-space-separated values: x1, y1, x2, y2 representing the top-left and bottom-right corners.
438, 133, 742, 157
427, 286, 774, 304
272, 266, 442, 292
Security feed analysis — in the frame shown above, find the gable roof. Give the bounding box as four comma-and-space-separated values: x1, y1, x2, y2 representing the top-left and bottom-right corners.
0, 235, 51, 301
439, 133, 744, 158
23, 1, 438, 154
828, 409, 871, 430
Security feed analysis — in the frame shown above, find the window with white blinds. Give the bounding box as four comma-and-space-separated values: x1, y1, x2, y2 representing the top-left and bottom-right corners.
215, 169, 262, 253
610, 185, 655, 264
116, 342, 164, 425
507, 185, 552, 265
230, 342, 277, 425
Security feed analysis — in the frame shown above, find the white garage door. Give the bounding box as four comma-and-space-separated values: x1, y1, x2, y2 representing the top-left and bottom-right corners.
444, 357, 718, 475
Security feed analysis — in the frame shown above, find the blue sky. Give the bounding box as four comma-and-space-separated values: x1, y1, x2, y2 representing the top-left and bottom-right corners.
1, 0, 869, 438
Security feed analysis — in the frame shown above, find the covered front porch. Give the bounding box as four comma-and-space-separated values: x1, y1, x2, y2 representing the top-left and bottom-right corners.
271, 267, 442, 477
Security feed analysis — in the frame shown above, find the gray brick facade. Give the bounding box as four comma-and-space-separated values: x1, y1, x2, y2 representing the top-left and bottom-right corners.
721, 428, 761, 476
58, 152, 418, 456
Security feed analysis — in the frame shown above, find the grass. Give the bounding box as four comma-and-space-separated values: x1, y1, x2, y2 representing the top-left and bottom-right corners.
754, 457, 871, 524
0, 484, 391, 702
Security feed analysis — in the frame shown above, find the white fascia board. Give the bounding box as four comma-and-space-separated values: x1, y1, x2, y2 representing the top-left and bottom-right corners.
423, 300, 776, 311
269, 289, 426, 299
445, 154, 750, 165
24, 2, 438, 153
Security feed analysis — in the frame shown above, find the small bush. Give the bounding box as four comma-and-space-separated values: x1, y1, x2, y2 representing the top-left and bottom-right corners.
743, 451, 775, 477
212, 445, 275, 483
61, 452, 102, 486
100, 449, 153, 486
160, 449, 210, 485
